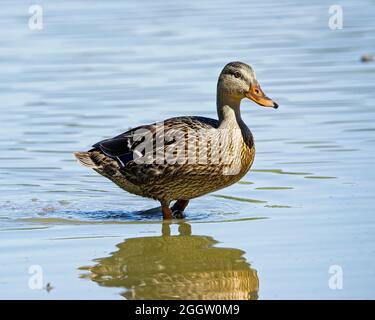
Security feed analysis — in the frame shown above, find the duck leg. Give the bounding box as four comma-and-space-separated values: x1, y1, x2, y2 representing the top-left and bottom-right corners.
171, 200, 189, 219
161, 203, 173, 220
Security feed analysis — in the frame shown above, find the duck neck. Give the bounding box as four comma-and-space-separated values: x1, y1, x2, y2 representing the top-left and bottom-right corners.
217, 92, 245, 129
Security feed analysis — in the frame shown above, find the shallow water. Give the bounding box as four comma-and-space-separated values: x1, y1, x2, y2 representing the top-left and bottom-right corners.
0, 0, 375, 299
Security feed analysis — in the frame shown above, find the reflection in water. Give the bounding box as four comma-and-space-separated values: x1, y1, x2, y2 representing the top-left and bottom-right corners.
80, 222, 259, 300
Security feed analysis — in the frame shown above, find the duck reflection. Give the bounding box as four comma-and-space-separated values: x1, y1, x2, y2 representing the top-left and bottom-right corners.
80, 222, 259, 300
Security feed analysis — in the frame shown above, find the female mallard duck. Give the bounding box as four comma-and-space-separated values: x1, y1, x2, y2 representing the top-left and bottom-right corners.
74, 61, 278, 219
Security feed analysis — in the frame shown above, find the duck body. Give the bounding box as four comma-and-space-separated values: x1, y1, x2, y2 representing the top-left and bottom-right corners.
76, 115, 255, 201
74, 62, 277, 219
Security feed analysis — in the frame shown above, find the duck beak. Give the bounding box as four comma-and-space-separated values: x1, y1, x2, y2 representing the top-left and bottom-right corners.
245, 82, 278, 109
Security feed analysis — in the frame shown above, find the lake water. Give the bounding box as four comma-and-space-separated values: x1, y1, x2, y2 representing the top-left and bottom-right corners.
0, 0, 374, 299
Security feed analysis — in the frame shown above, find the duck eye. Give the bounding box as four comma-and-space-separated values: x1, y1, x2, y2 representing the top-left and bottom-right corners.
254, 88, 260, 94
234, 71, 241, 78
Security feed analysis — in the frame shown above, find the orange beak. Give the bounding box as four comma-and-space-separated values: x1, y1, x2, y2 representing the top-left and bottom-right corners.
245, 82, 278, 109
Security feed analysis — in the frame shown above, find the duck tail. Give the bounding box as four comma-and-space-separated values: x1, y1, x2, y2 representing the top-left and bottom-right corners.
73, 151, 98, 168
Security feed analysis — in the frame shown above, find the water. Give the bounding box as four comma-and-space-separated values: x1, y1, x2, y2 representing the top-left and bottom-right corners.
0, 0, 374, 299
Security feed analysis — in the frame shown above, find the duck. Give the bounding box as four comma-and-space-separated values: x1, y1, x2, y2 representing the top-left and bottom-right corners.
74, 61, 278, 219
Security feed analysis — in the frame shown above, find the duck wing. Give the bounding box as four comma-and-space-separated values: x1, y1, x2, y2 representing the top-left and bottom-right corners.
92, 116, 219, 183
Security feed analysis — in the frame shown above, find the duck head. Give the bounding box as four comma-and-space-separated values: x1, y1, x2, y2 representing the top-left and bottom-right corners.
217, 61, 278, 109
